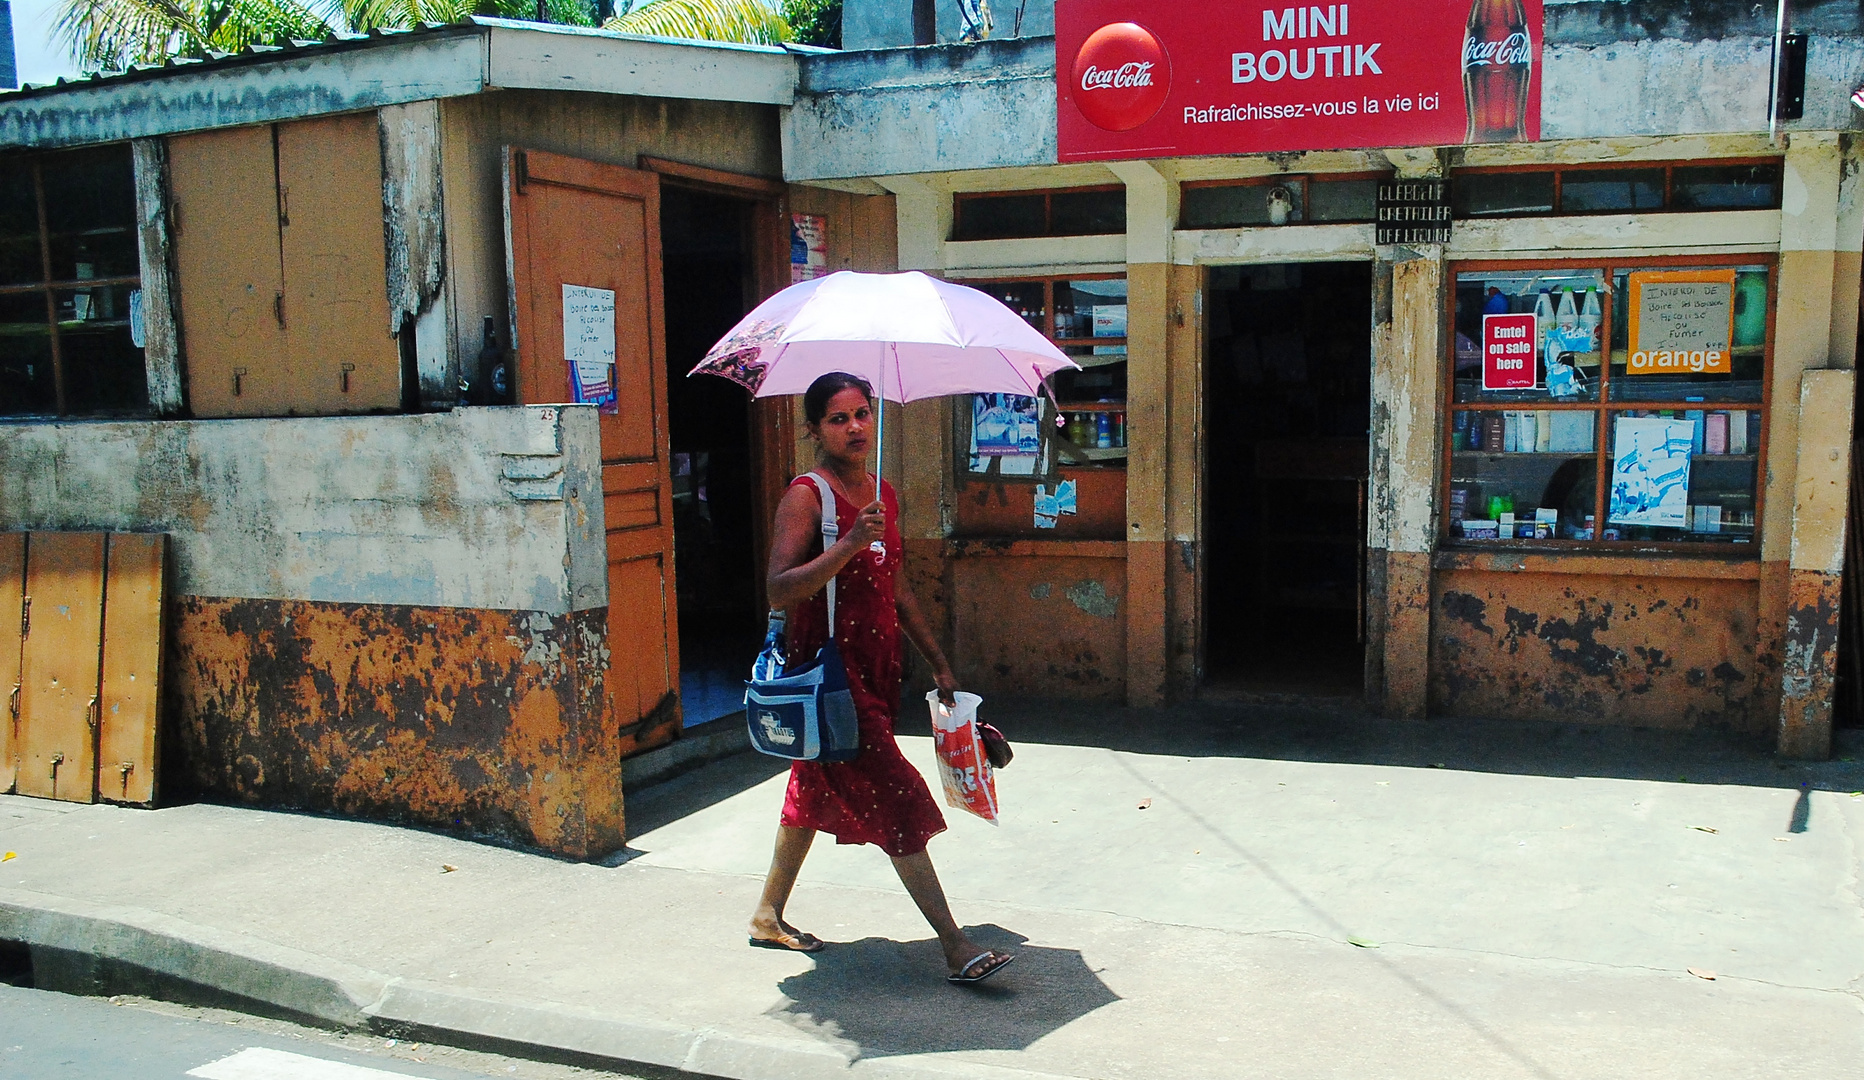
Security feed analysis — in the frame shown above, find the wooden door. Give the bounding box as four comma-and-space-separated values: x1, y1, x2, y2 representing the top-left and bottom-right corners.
0, 533, 22, 793
276, 113, 400, 412
506, 149, 681, 755
17, 532, 105, 802
98, 533, 165, 805
167, 125, 288, 417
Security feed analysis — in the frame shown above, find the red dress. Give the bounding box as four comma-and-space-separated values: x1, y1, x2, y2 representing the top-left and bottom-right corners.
778, 473, 947, 857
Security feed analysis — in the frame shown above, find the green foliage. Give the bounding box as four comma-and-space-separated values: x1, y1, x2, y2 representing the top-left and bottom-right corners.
604, 0, 789, 45
57, 0, 334, 70
779, 0, 836, 48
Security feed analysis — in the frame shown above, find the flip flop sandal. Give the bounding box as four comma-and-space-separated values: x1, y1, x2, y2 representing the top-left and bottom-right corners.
748, 932, 825, 953
946, 950, 1014, 984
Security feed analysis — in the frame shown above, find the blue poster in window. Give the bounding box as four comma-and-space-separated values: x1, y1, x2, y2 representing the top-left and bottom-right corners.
972, 394, 1040, 456
1609, 417, 1693, 529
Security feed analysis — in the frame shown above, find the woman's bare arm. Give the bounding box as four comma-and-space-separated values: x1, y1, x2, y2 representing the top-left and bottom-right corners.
765, 483, 882, 610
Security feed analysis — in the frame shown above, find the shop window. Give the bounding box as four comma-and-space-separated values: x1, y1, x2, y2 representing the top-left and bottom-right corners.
1453, 161, 1783, 218
951, 274, 1127, 538
0, 144, 147, 418
951, 187, 1125, 241
1179, 175, 1382, 229
1445, 260, 1771, 550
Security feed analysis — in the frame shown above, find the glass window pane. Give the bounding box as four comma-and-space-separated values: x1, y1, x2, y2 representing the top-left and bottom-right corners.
0, 290, 54, 414
1448, 409, 1599, 540
56, 282, 147, 414
954, 194, 1045, 241
1604, 409, 1757, 544
41, 144, 139, 283
1049, 188, 1125, 235
1180, 181, 1303, 228
1453, 269, 1604, 403
971, 279, 1046, 333
1559, 168, 1665, 213
1306, 178, 1379, 222
1670, 163, 1783, 211
0, 156, 41, 288
1607, 266, 1766, 402
1452, 172, 1555, 217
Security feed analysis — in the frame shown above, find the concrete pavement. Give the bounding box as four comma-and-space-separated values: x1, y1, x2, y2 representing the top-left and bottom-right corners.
3, 700, 1863, 1079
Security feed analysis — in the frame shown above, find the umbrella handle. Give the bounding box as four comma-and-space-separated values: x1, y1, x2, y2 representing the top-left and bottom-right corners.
872, 344, 888, 555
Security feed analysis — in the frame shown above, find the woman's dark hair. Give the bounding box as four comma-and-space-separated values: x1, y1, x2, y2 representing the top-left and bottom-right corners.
803, 371, 874, 425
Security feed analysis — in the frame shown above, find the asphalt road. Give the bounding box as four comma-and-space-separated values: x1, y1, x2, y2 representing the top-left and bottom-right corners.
0, 985, 642, 1080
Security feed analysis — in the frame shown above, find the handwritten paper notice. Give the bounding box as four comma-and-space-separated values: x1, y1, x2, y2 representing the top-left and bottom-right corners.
563, 284, 616, 409
1609, 416, 1694, 529
1627, 270, 1736, 376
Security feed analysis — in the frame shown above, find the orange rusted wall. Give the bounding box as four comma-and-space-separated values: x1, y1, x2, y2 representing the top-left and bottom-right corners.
1779, 567, 1843, 756
944, 542, 1127, 700
1429, 565, 1766, 731
166, 596, 619, 859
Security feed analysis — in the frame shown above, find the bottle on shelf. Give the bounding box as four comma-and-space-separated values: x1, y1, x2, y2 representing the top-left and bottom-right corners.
1096, 410, 1112, 449
1578, 286, 1602, 348
1556, 287, 1578, 330
1533, 289, 1555, 344
1112, 411, 1126, 447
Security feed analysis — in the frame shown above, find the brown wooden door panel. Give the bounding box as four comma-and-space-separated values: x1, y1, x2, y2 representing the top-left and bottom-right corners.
167, 125, 288, 418
277, 113, 400, 413
18, 532, 105, 802
98, 533, 164, 805
507, 148, 681, 752
0, 533, 23, 793
608, 553, 672, 726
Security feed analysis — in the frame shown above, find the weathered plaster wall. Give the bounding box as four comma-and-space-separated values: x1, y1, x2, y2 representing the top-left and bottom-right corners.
167, 600, 618, 857
0, 407, 605, 613
783, 37, 1057, 181
1430, 562, 1765, 731
944, 543, 1127, 699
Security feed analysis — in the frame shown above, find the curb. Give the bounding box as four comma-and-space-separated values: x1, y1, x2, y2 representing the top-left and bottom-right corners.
0, 888, 1080, 1080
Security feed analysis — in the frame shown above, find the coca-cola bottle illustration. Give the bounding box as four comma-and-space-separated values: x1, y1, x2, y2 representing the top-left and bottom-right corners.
1463, 0, 1533, 143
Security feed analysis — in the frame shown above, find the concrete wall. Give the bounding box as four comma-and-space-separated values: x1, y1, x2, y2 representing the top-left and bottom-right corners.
0, 407, 628, 857
842, 0, 1054, 49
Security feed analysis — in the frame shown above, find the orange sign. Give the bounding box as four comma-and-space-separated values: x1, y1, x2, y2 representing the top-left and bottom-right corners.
1626, 269, 1737, 375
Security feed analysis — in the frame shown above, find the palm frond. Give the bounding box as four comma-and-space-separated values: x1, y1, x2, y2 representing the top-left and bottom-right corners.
605, 0, 789, 45
342, 0, 476, 32
56, 0, 204, 68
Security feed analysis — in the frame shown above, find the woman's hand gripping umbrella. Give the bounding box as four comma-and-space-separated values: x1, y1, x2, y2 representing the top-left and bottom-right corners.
690, 271, 1075, 984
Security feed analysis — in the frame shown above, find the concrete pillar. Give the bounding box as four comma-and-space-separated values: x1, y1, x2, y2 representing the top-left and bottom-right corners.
1366, 150, 1446, 720
1769, 132, 1863, 756
1109, 160, 1177, 707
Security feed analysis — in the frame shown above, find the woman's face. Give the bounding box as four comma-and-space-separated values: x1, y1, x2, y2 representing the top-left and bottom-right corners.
813, 387, 874, 462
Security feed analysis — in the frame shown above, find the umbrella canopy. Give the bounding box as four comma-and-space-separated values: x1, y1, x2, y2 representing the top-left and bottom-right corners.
688, 270, 1078, 402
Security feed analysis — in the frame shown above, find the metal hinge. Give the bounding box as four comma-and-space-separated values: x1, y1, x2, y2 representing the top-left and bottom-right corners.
8, 683, 17, 722
514, 150, 529, 194
87, 696, 99, 730
233, 367, 248, 397
19, 595, 27, 637
340, 362, 356, 393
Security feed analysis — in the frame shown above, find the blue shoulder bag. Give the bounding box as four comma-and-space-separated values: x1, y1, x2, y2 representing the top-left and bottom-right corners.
744, 472, 860, 762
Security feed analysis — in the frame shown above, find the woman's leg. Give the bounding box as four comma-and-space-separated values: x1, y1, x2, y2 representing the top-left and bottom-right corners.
890, 849, 1008, 975
749, 825, 823, 950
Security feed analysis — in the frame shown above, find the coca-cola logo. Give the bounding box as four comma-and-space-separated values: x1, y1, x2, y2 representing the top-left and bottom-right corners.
1070, 22, 1171, 132
1463, 30, 1533, 68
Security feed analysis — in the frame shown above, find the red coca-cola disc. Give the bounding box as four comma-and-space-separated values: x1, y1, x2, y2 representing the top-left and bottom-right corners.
1069, 22, 1171, 132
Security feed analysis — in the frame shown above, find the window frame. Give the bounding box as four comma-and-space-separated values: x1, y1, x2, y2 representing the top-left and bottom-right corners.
951, 185, 1127, 242
0, 145, 145, 418
1439, 252, 1776, 555
1178, 170, 1389, 229
1452, 157, 1786, 219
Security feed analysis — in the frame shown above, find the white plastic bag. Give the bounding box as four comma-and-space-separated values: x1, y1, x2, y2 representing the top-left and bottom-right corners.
927, 690, 999, 825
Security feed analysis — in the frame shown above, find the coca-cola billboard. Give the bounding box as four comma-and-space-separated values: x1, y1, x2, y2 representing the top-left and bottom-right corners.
1058, 0, 1542, 161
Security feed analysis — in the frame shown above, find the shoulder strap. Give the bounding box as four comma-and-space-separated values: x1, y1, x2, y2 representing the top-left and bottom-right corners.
804, 472, 838, 634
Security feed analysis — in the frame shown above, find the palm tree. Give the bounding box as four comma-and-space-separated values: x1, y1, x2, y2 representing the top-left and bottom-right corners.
57, 0, 802, 74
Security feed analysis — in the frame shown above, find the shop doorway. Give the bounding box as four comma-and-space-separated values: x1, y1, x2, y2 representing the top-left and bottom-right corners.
1203, 262, 1373, 698
661, 185, 762, 727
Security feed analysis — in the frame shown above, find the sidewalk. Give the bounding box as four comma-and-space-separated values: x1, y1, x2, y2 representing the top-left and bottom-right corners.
3, 700, 1864, 1079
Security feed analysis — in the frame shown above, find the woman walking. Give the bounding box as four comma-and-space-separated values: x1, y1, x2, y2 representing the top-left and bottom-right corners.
747, 372, 1014, 985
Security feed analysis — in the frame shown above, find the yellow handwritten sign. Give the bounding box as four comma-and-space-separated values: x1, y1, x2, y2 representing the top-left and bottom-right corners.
1626, 269, 1737, 375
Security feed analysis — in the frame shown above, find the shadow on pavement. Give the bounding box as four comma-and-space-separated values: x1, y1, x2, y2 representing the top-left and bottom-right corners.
770, 925, 1119, 1060
927, 694, 1864, 796
623, 749, 790, 838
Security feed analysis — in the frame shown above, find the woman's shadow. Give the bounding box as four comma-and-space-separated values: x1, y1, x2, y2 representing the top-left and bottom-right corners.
769, 925, 1120, 1059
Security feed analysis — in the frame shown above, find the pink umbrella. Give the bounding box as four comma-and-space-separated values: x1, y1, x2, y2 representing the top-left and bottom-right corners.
689, 271, 1079, 503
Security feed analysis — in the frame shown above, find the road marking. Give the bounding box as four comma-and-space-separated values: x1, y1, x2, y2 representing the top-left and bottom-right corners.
189, 1046, 428, 1080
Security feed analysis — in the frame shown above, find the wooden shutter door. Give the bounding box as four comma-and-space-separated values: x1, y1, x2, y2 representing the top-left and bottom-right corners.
167, 125, 288, 417
506, 149, 681, 755
16, 532, 106, 802
0, 533, 22, 793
